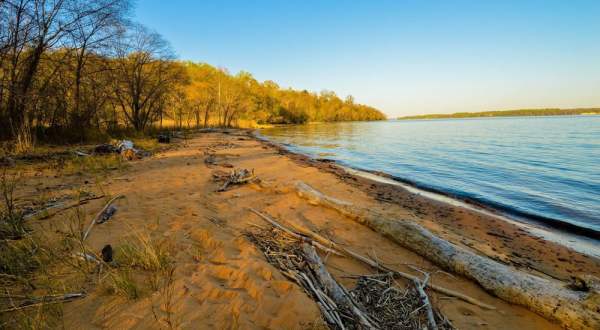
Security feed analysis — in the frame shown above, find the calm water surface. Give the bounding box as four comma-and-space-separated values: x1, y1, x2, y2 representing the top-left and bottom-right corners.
260, 116, 600, 233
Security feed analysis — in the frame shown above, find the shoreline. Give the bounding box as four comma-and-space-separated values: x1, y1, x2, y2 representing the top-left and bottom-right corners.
10, 130, 599, 329
255, 130, 600, 245
341, 165, 600, 259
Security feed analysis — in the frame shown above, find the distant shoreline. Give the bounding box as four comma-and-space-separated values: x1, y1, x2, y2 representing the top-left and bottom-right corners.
397, 108, 600, 120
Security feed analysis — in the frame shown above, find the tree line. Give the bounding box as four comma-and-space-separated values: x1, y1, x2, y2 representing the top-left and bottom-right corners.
398, 108, 600, 120
0, 0, 385, 145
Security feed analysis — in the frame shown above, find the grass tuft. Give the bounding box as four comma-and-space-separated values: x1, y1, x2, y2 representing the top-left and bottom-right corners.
0, 170, 26, 240
116, 231, 170, 272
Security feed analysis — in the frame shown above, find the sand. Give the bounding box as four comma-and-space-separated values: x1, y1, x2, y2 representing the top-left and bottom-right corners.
13, 130, 600, 329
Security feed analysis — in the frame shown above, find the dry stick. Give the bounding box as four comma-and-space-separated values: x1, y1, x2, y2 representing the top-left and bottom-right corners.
82, 194, 124, 241
248, 208, 343, 256
414, 274, 438, 330
267, 211, 496, 310
302, 243, 379, 329
0, 293, 85, 313
23, 195, 105, 220
298, 272, 345, 330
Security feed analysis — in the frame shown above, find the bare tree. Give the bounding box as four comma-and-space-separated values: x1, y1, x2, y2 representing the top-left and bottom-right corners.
112, 24, 185, 131
67, 0, 129, 133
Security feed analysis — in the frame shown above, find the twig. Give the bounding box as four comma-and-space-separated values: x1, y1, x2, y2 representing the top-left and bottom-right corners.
302, 243, 379, 329
280, 217, 496, 310
83, 194, 124, 241
0, 293, 85, 313
248, 208, 343, 256
23, 195, 105, 220
414, 273, 438, 330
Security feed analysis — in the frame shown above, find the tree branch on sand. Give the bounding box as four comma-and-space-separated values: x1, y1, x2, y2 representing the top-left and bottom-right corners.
295, 181, 600, 330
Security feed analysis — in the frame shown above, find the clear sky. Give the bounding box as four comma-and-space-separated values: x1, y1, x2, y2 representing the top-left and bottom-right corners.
134, 0, 600, 117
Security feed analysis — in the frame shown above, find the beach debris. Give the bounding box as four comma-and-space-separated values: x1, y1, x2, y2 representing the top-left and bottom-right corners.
83, 194, 124, 241
101, 244, 113, 263
215, 168, 256, 192
204, 153, 217, 166
94, 143, 117, 154
74, 150, 90, 157
244, 215, 454, 330
96, 205, 117, 224
157, 133, 171, 143
249, 208, 492, 309
351, 273, 455, 330
0, 292, 86, 313
92, 140, 148, 160
23, 194, 105, 221
75, 252, 101, 263
294, 180, 600, 330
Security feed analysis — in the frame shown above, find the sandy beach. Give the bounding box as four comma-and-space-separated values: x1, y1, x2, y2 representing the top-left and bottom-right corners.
10, 130, 600, 329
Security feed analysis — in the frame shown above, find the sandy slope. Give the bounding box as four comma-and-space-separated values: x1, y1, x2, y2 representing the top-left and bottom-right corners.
22, 131, 597, 329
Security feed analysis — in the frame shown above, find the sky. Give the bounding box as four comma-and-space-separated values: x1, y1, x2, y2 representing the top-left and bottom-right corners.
134, 0, 600, 117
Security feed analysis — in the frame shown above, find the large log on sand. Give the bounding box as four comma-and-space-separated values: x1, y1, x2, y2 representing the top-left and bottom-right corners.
295, 181, 600, 329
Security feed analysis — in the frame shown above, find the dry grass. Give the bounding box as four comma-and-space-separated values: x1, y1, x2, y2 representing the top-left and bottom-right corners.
0, 169, 26, 240
116, 231, 171, 272
64, 154, 128, 176
15, 123, 35, 155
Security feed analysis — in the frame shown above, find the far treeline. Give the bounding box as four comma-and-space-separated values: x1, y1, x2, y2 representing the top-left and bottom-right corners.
0, 0, 385, 147
398, 108, 600, 120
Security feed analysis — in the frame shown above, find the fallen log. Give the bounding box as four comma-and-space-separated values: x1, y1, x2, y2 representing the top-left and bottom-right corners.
295, 181, 600, 330
254, 209, 494, 310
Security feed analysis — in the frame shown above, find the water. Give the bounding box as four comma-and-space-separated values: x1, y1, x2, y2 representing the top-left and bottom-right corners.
260, 116, 600, 235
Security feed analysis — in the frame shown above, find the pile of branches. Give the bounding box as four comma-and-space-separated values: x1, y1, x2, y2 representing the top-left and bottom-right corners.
214, 168, 256, 192
245, 225, 454, 330
351, 274, 453, 329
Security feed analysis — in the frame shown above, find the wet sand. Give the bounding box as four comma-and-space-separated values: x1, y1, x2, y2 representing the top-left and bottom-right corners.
15, 130, 600, 329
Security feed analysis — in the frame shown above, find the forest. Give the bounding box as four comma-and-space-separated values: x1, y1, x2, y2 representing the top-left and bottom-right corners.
398, 108, 600, 120
0, 0, 385, 149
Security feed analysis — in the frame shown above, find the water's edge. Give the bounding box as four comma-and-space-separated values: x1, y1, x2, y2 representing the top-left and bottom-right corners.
254, 130, 600, 258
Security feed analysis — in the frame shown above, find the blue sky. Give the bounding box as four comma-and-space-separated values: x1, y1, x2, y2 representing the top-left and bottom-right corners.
134, 1, 600, 117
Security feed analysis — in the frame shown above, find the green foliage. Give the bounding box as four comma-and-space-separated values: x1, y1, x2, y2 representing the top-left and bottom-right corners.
398, 108, 600, 120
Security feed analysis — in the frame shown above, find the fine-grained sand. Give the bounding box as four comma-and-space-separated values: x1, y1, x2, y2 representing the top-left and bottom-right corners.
17, 131, 599, 329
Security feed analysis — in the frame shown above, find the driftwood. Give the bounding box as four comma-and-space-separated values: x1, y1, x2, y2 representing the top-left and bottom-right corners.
0, 292, 85, 313
295, 181, 600, 330
83, 195, 124, 241
413, 273, 437, 330
245, 222, 454, 329
253, 208, 494, 310
23, 195, 105, 220
350, 274, 454, 329
302, 243, 379, 329
249, 208, 342, 256
217, 168, 256, 192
